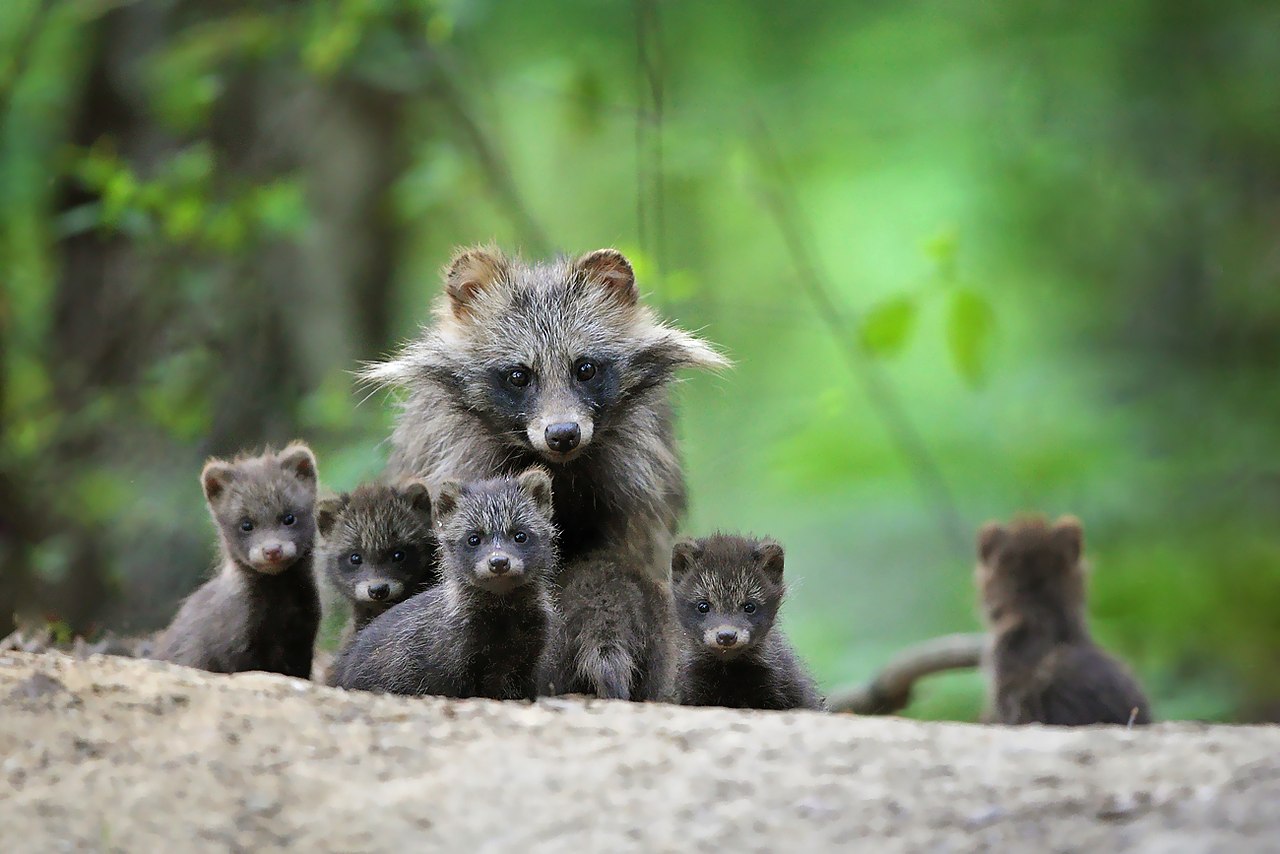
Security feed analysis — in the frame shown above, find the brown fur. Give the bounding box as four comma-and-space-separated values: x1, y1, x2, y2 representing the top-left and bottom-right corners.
154, 443, 321, 678
360, 246, 727, 700
976, 515, 1152, 726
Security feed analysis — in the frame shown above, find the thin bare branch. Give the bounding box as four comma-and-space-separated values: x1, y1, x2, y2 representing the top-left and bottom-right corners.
828, 633, 986, 715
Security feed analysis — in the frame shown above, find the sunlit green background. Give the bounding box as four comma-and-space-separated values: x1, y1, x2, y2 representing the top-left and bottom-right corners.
3, 0, 1278, 721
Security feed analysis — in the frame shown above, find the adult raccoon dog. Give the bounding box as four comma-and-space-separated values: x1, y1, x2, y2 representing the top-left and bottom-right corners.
316, 481, 440, 645
154, 443, 322, 678
361, 246, 727, 699
976, 515, 1152, 726
670, 534, 822, 710
330, 469, 558, 699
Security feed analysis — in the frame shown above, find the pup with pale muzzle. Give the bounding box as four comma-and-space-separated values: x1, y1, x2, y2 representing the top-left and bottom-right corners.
153, 443, 322, 678
316, 480, 440, 648
671, 533, 824, 710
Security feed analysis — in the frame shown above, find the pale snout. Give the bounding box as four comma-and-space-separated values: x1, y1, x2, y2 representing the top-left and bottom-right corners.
358, 579, 404, 603
527, 412, 595, 461
703, 624, 751, 655
249, 540, 299, 573
471, 550, 528, 590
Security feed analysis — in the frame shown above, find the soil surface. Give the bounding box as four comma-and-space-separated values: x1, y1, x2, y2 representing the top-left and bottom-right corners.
1, 651, 1276, 852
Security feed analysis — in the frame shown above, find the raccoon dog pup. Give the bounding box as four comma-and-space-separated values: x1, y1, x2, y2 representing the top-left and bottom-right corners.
317, 481, 439, 644
330, 469, 558, 699
977, 515, 1152, 726
670, 534, 822, 710
154, 443, 322, 678
360, 246, 728, 699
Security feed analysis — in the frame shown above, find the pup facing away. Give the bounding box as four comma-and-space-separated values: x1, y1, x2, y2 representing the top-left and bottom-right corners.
154, 443, 322, 678
330, 469, 558, 700
976, 515, 1152, 726
361, 246, 727, 700
316, 481, 440, 645
670, 534, 823, 710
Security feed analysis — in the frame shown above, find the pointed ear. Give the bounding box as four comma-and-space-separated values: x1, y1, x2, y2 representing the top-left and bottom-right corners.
443, 245, 508, 318
754, 540, 785, 582
1052, 515, 1084, 565
316, 494, 349, 537
670, 539, 702, 584
574, 248, 637, 306
516, 467, 554, 516
433, 480, 464, 525
401, 479, 433, 516
278, 443, 318, 485
201, 460, 236, 505
978, 522, 1006, 564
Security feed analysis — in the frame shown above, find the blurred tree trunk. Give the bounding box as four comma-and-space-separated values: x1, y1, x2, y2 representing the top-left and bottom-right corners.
26, 1, 407, 633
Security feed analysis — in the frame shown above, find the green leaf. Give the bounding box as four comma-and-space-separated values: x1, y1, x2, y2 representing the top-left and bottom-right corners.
859, 295, 918, 358
946, 288, 995, 387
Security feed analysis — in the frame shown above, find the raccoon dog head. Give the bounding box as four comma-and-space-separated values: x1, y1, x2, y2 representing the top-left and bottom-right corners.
433, 468, 558, 594
975, 515, 1086, 627
316, 481, 438, 608
670, 534, 786, 660
201, 443, 319, 574
361, 246, 728, 465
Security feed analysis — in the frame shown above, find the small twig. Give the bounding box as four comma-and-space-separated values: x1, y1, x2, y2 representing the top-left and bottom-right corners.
828, 633, 986, 715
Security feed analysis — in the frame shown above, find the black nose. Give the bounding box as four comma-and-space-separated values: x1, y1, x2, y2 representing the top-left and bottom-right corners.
368, 583, 390, 601
488, 555, 510, 574
545, 422, 581, 452
715, 629, 738, 647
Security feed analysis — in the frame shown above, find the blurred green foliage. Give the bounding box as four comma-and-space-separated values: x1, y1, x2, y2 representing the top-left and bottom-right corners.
1, 0, 1278, 721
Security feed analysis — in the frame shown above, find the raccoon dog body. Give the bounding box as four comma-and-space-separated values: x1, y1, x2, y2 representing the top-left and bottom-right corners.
330, 470, 558, 699
362, 246, 727, 699
154, 444, 321, 678
977, 516, 1152, 726
670, 534, 822, 711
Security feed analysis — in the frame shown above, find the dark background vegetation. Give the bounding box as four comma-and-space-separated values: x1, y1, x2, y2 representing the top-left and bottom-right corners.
2, 0, 1278, 721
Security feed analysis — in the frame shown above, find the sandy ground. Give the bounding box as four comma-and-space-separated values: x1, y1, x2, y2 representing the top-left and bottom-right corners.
0, 651, 1277, 853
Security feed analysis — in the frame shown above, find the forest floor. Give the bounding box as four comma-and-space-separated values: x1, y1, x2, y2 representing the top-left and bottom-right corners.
0, 650, 1276, 852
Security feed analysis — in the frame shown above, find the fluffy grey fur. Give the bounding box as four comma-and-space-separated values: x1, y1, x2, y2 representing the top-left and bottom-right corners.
359, 246, 727, 700
671, 534, 823, 711
552, 555, 678, 701
330, 469, 558, 699
153, 443, 322, 678
316, 480, 439, 646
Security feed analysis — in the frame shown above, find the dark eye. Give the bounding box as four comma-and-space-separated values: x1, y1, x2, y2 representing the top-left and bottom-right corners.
575, 360, 597, 382
282, 513, 296, 526
240, 519, 254, 532
348, 553, 362, 566
507, 367, 532, 388
743, 602, 757, 614
391, 550, 405, 562
513, 531, 527, 544
696, 601, 710, 614
467, 534, 481, 547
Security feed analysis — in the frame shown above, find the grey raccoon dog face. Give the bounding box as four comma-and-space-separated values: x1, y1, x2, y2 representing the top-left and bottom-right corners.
976, 515, 1086, 627
670, 534, 786, 659
201, 443, 319, 574
433, 468, 558, 593
317, 481, 437, 606
360, 246, 728, 465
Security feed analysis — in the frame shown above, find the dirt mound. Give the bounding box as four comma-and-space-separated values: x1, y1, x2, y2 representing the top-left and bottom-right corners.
0, 651, 1275, 851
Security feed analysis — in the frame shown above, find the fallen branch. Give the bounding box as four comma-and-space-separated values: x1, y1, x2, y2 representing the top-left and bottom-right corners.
828, 633, 986, 715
